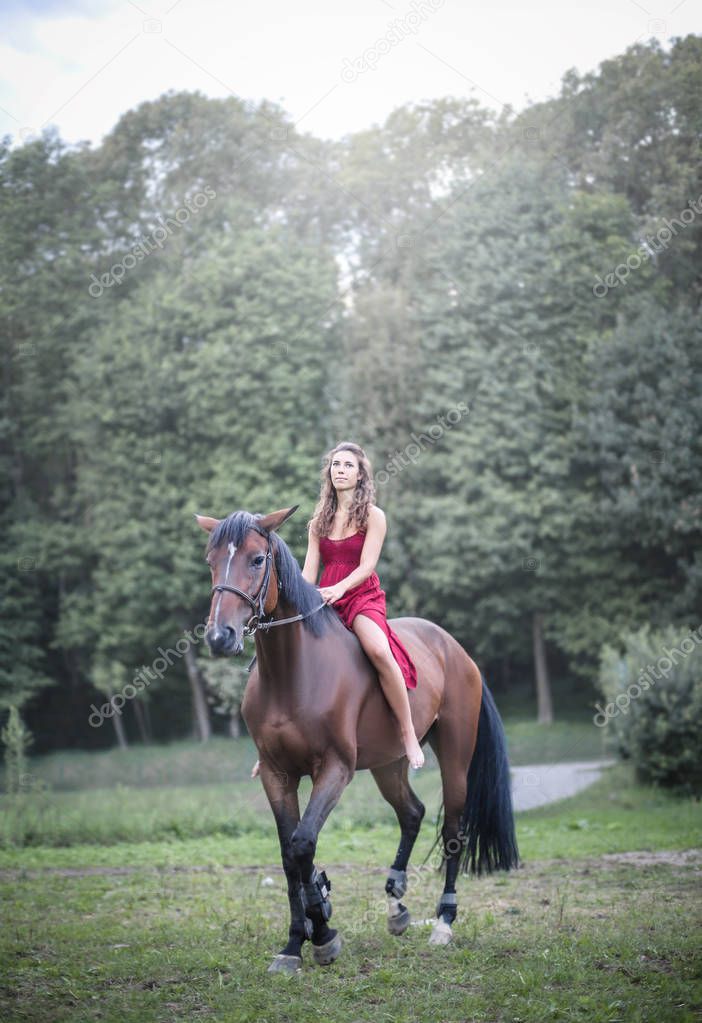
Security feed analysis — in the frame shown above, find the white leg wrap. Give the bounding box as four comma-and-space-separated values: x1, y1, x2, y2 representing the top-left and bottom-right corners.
387, 897, 404, 918
428, 919, 453, 945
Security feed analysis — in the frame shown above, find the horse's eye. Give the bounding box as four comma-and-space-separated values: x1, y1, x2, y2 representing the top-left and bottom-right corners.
252, 555, 265, 568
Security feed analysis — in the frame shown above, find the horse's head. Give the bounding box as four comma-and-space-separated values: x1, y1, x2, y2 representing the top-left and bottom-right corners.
195, 505, 298, 656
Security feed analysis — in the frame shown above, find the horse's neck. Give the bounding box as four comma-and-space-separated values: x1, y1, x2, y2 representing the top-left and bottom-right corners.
253, 597, 355, 690
254, 597, 321, 674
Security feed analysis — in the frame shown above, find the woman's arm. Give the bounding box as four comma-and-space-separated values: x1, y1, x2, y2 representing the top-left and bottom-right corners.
329, 506, 386, 596
301, 524, 321, 585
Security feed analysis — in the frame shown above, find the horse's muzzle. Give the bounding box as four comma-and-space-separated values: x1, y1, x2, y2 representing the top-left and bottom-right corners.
206, 626, 244, 656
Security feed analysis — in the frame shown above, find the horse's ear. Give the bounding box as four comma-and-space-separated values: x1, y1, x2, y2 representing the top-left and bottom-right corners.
194, 514, 220, 533
256, 505, 299, 533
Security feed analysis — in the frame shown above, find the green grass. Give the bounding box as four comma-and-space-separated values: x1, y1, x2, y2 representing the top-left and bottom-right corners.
502, 717, 607, 765
8, 737, 257, 792
515, 764, 701, 859
1, 838, 700, 1020
1, 765, 700, 1021
3, 860, 701, 1023
0, 719, 609, 850
8, 717, 607, 796
1, 764, 700, 867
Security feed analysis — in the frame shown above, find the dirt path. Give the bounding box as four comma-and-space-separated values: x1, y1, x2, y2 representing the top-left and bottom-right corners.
511, 758, 616, 811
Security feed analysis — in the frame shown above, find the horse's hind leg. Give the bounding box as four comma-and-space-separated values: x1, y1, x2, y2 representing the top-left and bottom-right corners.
426, 677, 480, 946
370, 761, 426, 935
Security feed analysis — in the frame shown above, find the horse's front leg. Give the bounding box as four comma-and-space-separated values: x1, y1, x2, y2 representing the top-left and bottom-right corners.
257, 761, 307, 974
291, 757, 353, 967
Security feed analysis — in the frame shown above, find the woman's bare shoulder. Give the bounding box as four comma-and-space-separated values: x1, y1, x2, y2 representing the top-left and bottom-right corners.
367, 505, 386, 527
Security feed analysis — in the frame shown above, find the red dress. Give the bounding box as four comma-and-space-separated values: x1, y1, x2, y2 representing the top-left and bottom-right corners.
318, 529, 418, 689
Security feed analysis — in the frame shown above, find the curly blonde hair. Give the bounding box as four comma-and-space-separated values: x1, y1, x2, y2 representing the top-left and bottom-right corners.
307, 441, 376, 539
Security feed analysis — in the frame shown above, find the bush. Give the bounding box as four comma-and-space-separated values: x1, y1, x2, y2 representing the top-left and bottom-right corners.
597, 624, 702, 793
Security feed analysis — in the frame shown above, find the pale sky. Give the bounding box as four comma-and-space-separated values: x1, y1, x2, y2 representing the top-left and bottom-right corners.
1, 0, 699, 147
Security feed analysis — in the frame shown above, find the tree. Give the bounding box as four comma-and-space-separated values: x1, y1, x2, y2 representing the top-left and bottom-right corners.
1, 706, 32, 794
62, 215, 340, 743
402, 156, 650, 716
580, 298, 702, 622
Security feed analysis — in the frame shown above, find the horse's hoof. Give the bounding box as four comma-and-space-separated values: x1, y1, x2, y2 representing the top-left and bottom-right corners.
267, 954, 302, 974
428, 920, 453, 946
311, 931, 342, 966
388, 906, 411, 935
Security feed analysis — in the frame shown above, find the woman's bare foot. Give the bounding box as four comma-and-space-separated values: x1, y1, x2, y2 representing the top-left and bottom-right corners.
251, 759, 260, 778
404, 735, 425, 770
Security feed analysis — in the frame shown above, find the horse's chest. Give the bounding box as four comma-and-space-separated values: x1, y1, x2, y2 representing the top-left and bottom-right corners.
243, 684, 337, 762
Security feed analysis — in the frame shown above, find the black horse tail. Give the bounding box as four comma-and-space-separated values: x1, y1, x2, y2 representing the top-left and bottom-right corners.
458, 675, 520, 875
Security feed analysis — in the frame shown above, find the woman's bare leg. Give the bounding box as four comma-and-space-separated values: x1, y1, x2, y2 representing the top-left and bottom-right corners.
352, 615, 424, 769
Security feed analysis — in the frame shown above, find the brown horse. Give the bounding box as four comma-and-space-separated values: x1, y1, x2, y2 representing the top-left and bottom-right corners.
196, 504, 519, 973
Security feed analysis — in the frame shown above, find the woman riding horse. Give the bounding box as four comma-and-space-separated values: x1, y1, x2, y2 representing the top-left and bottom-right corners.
251, 441, 424, 777
196, 478, 518, 972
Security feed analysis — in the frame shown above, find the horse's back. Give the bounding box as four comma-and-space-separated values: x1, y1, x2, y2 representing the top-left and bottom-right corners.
389, 615, 478, 678
391, 615, 483, 712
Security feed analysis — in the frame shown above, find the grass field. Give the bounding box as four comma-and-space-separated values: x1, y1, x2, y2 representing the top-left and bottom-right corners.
0, 722, 610, 850
1, 757, 701, 1023
1, 755, 700, 858
2, 850, 700, 1023
6, 718, 609, 793
5, 717, 608, 791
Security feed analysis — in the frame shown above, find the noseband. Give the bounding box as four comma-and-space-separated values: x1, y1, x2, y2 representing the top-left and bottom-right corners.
210, 527, 325, 638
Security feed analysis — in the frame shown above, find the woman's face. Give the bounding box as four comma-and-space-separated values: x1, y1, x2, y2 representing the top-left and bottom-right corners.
330, 449, 360, 494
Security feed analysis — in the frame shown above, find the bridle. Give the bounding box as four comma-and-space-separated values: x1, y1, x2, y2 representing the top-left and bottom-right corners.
210, 527, 326, 638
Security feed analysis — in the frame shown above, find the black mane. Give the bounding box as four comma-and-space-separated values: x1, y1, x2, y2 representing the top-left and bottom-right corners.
206, 510, 342, 638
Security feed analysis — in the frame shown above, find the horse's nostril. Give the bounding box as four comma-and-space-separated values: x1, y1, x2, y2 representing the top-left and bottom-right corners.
206, 625, 243, 656
207, 626, 230, 654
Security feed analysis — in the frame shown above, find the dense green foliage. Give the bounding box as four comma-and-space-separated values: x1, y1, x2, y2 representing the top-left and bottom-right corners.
1, 37, 700, 749
598, 625, 702, 792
